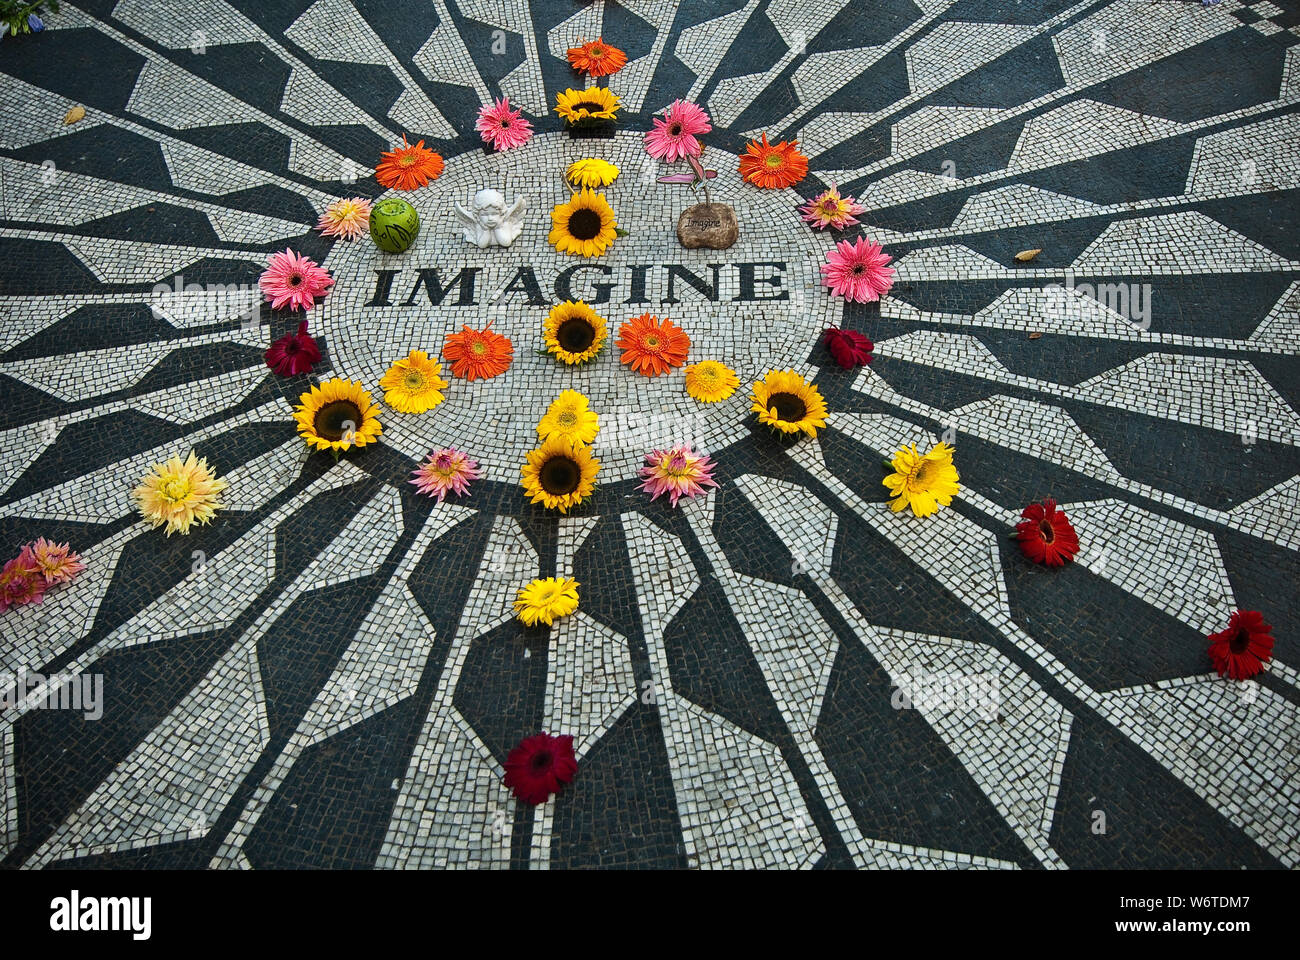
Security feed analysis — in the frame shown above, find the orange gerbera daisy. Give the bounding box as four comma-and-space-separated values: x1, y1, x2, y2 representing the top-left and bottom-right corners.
617, 314, 690, 377
375, 135, 445, 191
738, 133, 808, 189
567, 37, 627, 78
442, 319, 513, 381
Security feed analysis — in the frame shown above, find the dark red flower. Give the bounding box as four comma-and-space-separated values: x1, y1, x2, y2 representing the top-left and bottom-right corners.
265, 320, 321, 376
1015, 498, 1079, 566
1208, 609, 1274, 680
503, 732, 577, 805
823, 327, 873, 369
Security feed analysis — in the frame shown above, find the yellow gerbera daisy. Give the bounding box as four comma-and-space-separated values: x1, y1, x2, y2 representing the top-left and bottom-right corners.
544, 300, 607, 364
750, 369, 828, 438
566, 157, 620, 189
548, 189, 617, 258
684, 360, 739, 403
514, 576, 580, 627
379, 350, 448, 414
521, 435, 600, 513
133, 451, 228, 536
293, 377, 383, 453
883, 441, 961, 517
537, 390, 600, 446
554, 87, 621, 124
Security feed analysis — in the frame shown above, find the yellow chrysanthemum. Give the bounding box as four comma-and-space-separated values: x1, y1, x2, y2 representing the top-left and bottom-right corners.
379, 350, 448, 414
684, 360, 739, 403
566, 157, 620, 189
521, 435, 600, 513
554, 87, 621, 124
537, 390, 600, 446
548, 189, 617, 258
293, 377, 383, 453
514, 576, 580, 627
750, 369, 827, 438
133, 451, 228, 536
544, 300, 608, 364
883, 441, 960, 517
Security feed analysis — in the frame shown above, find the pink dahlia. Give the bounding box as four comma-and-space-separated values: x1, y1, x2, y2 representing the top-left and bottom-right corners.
265, 320, 321, 376
644, 100, 711, 162
259, 248, 334, 312
0, 550, 45, 613
821, 236, 895, 303
410, 448, 480, 503
27, 537, 85, 585
638, 444, 719, 508
476, 96, 533, 151
314, 197, 372, 240
800, 183, 865, 230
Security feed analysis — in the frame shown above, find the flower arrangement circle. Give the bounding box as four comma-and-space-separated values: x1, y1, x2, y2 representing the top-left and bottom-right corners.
538, 390, 600, 446
315, 197, 373, 240
504, 732, 578, 805
617, 313, 690, 376
293, 378, 383, 454
265, 320, 321, 376
475, 96, 533, 152
684, 360, 739, 402
639, 444, 719, 508
259, 248, 334, 312
0, 538, 83, 613
544, 300, 608, 364
514, 577, 580, 628
521, 436, 599, 513
1014, 498, 1080, 566
375, 135, 444, 190
1207, 610, 1275, 680
554, 87, 621, 125
822, 236, 895, 302
750, 369, 827, 438
133, 451, 229, 536
566, 37, 627, 77
739, 133, 808, 189
442, 319, 513, 380
548, 189, 618, 257
566, 158, 620, 189
800, 183, 865, 230
411, 448, 480, 503
644, 99, 712, 162
823, 327, 873, 369
380, 350, 448, 414
882, 441, 960, 517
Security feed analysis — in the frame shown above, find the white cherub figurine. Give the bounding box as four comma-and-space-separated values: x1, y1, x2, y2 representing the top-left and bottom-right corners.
454, 188, 527, 247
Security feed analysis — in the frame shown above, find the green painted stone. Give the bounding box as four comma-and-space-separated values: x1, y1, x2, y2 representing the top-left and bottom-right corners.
369, 197, 420, 253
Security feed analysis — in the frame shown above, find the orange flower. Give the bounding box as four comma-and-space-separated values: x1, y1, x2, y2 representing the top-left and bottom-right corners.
738, 133, 808, 189
617, 314, 690, 377
443, 320, 513, 380
375, 135, 445, 191
566, 38, 627, 78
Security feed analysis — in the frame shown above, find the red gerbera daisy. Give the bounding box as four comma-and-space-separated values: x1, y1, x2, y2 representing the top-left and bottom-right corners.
1015, 498, 1079, 566
265, 320, 321, 376
823, 327, 873, 368
503, 732, 578, 805
1207, 609, 1275, 680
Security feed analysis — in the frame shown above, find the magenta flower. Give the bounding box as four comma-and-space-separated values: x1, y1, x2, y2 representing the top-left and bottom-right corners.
259, 248, 334, 312
411, 448, 480, 503
644, 100, 711, 162
265, 319, 322, 376
476, 97, 533, 152
820, 237, 895, 303
638, 444, 719, 508
0, 549, 45, 613
27, 538, 85, 585
800, 183, 865, 230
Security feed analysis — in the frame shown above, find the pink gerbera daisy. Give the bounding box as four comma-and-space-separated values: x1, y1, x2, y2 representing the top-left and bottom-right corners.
410, 448, 480, 503
476, 96, 533, 152
314, 197, 372, 240
259, 248, 334, 312
638, 444, 719, 508
800, 183, 866, 230
27, 537, 85, 585
0, 550, 45, 612
821, 236, 895, 303
643, 100, 712, 162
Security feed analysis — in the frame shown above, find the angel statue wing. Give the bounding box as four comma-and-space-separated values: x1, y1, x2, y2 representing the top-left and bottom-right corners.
504, 195, 528, 226
452, 201, 477, 228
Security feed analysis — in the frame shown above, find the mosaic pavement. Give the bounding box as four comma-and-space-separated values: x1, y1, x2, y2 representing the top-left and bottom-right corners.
0, 0, 1298, 870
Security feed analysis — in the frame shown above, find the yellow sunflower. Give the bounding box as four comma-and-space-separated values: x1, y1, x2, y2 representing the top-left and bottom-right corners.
133, 451, 228, 536
521, 435, 600, 513
293, 377, 383, 453
548, 189, 617, 258
537, 390, 600, 446
514, 576, 580, 627
544, 300, 608, 364
684, 360, 739, 403
566, 157, 620, 189
554, 86, 621, 124
883, 442, 960, 517
750, 369, 828, 438
379, 350, 448, 414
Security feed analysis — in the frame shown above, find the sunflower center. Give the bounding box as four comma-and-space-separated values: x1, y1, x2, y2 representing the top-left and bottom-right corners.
159, 478, 191, 503
539, 455, 582, 495
768, 392, 806, 422
574, 101, 604, 114
568, 208, 603, 240
1038, 518, 1055, 543
530, 750, 553, 773
313, 399, 362, 442
557, 317, 596, 352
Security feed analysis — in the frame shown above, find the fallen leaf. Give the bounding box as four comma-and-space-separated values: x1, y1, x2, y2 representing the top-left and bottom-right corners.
63, 105, 86, 125
1014, 248, 1042, 262
1028, 331, 1042, 340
